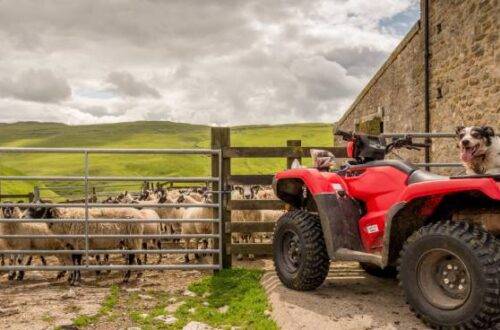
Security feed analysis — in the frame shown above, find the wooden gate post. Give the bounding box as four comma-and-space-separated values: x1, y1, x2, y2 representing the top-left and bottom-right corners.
211, 127, 231, 269
33, 186, 40, 202
287, 140, 302, 169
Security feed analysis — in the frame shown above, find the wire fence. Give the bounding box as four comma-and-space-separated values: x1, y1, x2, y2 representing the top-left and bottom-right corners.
0, 147, 223, 273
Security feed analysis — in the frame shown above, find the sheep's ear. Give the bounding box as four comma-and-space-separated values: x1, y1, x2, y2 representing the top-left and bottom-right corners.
455, 126, 465, 136
251, 186, 260, 194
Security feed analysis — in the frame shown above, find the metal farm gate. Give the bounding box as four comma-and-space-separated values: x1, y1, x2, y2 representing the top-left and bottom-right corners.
0, 147, 224, 273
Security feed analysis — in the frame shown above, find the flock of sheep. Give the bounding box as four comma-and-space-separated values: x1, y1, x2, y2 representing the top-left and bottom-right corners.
0, 185, 282, 285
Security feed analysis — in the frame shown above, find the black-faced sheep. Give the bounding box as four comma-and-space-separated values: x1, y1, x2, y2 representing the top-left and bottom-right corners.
29, 206, 145, 285
231, 186, 263, 261
179, 194, 214, 263
0, 205, 70, 281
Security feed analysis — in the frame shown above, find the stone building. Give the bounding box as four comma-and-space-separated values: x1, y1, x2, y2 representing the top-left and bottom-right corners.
335, 0, 498, 172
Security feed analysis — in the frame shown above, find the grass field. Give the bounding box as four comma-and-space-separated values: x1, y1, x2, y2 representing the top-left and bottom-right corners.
0, 121, 333, 199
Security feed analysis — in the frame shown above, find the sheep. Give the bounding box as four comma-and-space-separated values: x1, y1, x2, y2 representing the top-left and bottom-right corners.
0, 205, 71, 281
0, 207, 4, 268
0, 237, 6, 269
184, 187, 209, 203
255, 186, 284, 242
136, 208, 162, 265
0, 205, 26, 280
91, 189, 157, 273
104, 190, 163, 265
156, 190, 186, 242
167, 189, 182, 201
109, 189, 200, 263
32, 206, 144, 285
180, 194, 214, 263
0, 207, 7, 270
116, 191, 136, 204
256, 187, 276, 200
187, 191, 203, 202
231, 186, 263, 261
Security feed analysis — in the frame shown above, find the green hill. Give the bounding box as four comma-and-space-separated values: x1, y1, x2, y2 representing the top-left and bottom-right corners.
0, 121, 333, 200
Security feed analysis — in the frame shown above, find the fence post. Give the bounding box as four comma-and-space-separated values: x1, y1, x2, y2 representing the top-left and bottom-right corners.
287, 140, 302, 169
211, 127, 231, 269
33, 186, 40, 202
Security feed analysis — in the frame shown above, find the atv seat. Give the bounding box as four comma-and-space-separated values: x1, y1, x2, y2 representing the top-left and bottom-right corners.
407, 170, 448, 185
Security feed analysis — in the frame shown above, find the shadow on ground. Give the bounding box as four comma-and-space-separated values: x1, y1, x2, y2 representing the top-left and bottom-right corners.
261, 261, 429, 330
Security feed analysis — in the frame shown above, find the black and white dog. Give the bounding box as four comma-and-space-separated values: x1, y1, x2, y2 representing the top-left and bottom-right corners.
455, 126, 500, 175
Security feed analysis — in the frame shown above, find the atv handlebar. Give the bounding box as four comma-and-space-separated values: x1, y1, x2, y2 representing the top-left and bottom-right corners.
334, 130, 354, 141
386, 136, 430, 152
335, 130, 430, 152
410, 142, 429, 148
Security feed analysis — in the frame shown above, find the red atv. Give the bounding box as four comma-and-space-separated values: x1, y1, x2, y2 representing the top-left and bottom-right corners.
272, 130, 499, 329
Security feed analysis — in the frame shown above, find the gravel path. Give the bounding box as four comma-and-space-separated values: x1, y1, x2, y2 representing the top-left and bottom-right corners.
261, 261, 430, 330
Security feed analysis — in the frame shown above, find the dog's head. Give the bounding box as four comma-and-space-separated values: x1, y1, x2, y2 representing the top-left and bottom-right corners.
455, 126, 495, 162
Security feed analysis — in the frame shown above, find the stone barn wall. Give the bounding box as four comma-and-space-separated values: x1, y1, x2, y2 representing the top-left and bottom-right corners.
428, 0, 499, 168
336, 0, 499, 173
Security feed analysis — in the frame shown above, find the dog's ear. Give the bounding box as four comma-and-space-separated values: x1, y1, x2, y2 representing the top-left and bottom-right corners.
455, 126, 465, 136
480, 126, 495, 146
480, 126, 495, 137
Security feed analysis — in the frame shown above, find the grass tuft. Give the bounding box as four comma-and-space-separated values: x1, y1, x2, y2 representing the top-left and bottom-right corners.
181, 268, 277, 329
129, 268, 277, 330
72, 284, 120, 327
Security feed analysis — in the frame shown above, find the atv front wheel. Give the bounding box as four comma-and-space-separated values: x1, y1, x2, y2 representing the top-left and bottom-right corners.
273, 210, 330, 291
399, 221, 500, 329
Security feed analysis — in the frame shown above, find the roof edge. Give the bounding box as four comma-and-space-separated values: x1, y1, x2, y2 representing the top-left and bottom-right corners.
337, 21, 422, 126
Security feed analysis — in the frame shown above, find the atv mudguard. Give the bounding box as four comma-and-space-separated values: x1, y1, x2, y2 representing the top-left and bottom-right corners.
381, 175, 500, 266
274, 168, 364, 258
314, 193, 364, 255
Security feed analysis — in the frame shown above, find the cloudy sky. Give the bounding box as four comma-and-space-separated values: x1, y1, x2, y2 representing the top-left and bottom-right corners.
0, 0, 419, 126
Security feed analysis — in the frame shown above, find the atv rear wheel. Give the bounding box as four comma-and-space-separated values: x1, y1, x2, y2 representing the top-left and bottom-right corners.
273, 210, 330, 291
360, 262, 397, 278
398, 221, 500, 329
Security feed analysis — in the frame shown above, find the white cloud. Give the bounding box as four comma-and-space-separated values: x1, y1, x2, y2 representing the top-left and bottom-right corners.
106, 71, 160, 99
0, 0, 419, 125
0, 69, 71, 103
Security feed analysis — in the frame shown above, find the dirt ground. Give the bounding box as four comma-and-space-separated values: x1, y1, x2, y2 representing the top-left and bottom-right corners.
0, 254, 209, 330
1, 257, 435, 330
260, 260, 430, 330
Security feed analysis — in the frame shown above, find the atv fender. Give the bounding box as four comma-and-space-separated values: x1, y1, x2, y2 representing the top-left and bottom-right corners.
274, 168, 341, 195
274, 169, 363, 259
381, 177, 500, 267
401, 177, 500, 201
